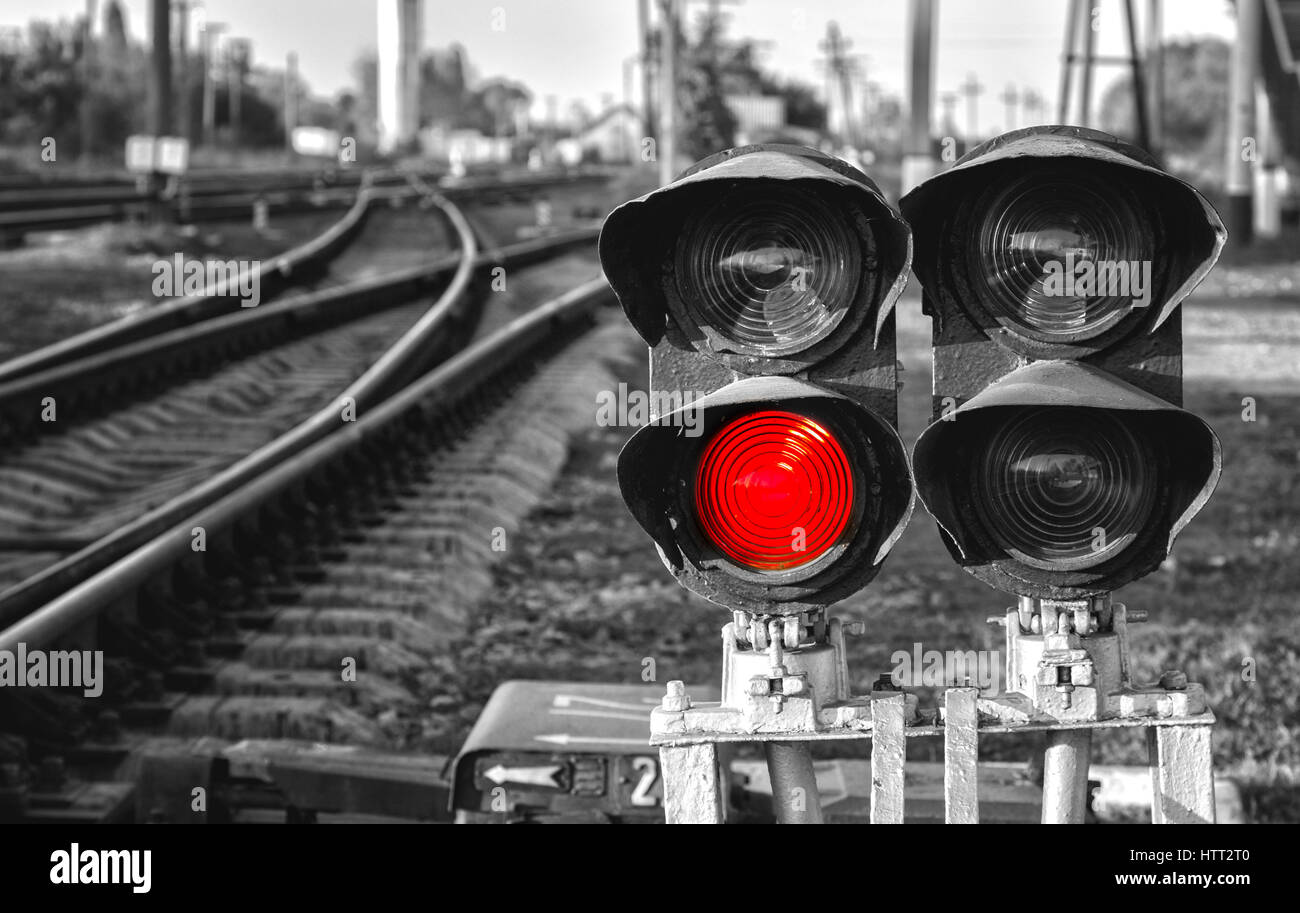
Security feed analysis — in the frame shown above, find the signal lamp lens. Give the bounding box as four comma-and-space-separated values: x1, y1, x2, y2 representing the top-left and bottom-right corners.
675, 185, 862, 356
694, 410, 855, 571
971, 171, 1154, 340
972, 408, 1157, 568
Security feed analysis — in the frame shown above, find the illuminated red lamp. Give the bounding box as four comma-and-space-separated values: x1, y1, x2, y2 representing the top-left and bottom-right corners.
693, 410, 855, 571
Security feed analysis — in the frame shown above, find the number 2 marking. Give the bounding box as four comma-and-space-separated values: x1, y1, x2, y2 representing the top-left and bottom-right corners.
630, 756, 659, 807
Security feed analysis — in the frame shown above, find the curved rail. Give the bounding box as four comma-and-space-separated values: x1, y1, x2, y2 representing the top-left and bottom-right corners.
0, 212, 602, 631
0, 170, 607, 387
0, 275, 613, 653
0, 185, 391, 387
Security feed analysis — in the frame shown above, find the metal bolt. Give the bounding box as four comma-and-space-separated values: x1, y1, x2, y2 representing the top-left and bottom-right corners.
661, 680, 692, 712
872, 673, 899, 692
1159, 670, 1188, 691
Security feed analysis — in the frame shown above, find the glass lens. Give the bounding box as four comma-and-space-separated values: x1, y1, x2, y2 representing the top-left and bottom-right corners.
971, 170, 1154, 340
973, 408, 1156, 567
694, 410, 855, 571
675, 185, 862, 356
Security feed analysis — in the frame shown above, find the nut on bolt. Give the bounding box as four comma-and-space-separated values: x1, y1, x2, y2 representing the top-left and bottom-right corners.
872, 673, 900, 692
661, 680, 692, 712
1158, 670, 1188, 691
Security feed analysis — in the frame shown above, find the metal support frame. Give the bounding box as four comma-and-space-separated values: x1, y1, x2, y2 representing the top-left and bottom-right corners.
656, 598, 1217, 824
1059, 0, 1154, 153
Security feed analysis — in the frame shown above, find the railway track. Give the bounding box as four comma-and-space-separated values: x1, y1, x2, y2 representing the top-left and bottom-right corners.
0, 170, 604, 386
0, 190, 603, 599
0, 168, 416, 244
0, 175, 615, 822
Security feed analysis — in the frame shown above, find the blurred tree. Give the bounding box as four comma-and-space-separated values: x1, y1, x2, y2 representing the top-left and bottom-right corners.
0, 14, 300, 158
645, 8, 829, 158
1099, 38, 1230, 165
350, 52, 379, 145
477, 78, 531, 136
716, 32, 827, 131
102, 0, 128, 60
0, 22, 85, 149
351, 44, 519, 143
644, 8, 737, 159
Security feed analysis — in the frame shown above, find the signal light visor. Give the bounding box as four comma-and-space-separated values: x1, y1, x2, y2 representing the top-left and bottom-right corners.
674, 185, 862, 357
969, 170, 1155, 341
971, 408, 1158, 569
693, 410, 856, 571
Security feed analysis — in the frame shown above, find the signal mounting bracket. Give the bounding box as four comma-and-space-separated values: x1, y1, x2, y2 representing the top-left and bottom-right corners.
651, 611, 919, 741
980, 595, 1208, 724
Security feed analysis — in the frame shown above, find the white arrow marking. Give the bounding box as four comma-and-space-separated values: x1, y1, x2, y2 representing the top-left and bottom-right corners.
549, 708, 647, 722
534, 734, 650, 747
483, 763, 563, 787
552, 694, 659, 712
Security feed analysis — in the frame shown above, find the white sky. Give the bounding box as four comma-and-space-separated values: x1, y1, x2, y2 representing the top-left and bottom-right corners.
2, 0, 1237, 131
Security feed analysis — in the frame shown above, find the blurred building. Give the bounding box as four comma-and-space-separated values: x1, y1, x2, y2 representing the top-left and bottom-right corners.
569, 104, 641, 163
419, 126, 510, 165
725, 95, 787, 145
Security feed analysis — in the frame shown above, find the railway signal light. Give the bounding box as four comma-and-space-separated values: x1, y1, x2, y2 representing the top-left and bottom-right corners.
600, 144, 914, 614
902, 126, 1225, 597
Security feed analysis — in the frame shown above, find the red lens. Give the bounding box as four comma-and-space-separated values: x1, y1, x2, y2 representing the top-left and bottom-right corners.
694, 410, 855, 571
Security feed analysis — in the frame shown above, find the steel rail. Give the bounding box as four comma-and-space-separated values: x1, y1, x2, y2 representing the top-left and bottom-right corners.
0, 186, 389, 386
0, 213, 601, 629
0, 275, 613, 653
0, 223, 599, 438
0, 167, 412, 212
0, 171, 606, 386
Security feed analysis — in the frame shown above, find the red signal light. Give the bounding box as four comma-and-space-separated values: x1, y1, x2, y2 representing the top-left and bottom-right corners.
693, 410, 855, 571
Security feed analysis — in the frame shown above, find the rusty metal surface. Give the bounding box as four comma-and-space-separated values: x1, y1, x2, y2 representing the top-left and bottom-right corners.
660, 743, 726, 824
870, 693, 907, 824
1148, 724, 1217, 824
943, 688, 980, 823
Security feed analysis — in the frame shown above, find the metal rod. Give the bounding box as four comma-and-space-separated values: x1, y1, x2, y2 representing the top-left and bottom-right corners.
1146, 0, 1164, 155
1123, 0, 1152, 152
638, 0, 655, 141
1079, 0, 1096, 126
902, 0, 937, 193
657, 0, 678, 186
1226, 0, 1260, 245
1042, 728, 1092, 823
1058, 0, 1080, 122
764, 741, 823, 824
